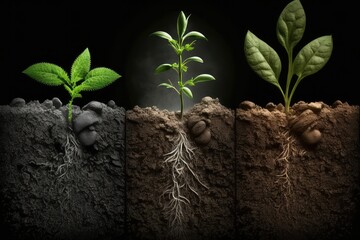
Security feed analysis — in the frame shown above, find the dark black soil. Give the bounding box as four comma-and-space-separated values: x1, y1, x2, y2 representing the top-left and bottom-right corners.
0, 100, 125, 240
0, 97, 359, 240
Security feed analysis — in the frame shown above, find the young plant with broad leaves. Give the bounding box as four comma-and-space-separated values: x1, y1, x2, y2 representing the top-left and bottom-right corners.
244, 0, 333, 114
151, 11, 215, 119
23, 48, 121, 123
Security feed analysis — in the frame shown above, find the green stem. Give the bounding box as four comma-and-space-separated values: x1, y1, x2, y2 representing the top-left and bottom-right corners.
178, 49, 184, 120
68, 97, 74, 125
285, 48, 294, 115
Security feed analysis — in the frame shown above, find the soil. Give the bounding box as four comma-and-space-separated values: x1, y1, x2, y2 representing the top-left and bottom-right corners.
0, 100, 126, 240
0, 97, 359, 240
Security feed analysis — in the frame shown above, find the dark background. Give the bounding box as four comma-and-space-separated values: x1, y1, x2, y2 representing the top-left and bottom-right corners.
1, 0, 358, 111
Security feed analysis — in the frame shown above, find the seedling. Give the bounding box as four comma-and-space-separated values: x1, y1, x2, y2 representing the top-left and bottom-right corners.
23, 48, 121, 123
152, 11, 215, 120
244, 0, 333, 114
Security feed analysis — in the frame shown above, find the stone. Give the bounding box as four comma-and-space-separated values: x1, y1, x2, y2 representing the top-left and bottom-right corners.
10, 98, 26, 107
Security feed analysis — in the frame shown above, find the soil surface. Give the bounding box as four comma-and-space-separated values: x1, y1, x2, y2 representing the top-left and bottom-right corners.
0, 97, 359, 240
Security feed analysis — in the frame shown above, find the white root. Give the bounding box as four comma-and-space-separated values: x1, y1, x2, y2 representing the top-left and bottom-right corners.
275, 130, 295, 208
161, 129, 208, 235
56, 131, 82, 179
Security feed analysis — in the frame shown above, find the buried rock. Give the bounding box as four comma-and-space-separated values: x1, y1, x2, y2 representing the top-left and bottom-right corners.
72, 107, 102, 147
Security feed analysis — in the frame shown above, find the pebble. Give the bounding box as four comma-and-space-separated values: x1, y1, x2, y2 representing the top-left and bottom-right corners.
191, 120, 207, 136
78, 128, 98, 146
290, 109, 317, 133
332, 100, 343, 108
239, 100, 256, 110
73, 110, 101, 134
52, 97, 62, 109
187, 115, 202, 129
265, 102, 277, 111
194, 128, 211, 145
302, 129, 322, 145
10, 98, 26, 107
201, 96, 214, 104
83, 101, 103, 115
107, 100, 116, 108
308, 102, 322, 113
42, 99, 53, 108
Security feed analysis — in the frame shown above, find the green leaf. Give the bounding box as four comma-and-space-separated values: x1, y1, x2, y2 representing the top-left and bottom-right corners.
184, 79, 195, 86
159, 82, 174, 88
22, 63, 70, 86
71, 48, 91, 84
193, 74, 215, 84
77, 67, 121, 92
177, 11, 188, 38
151, 31, 173, 41
182, 87, 193, 98
276, 0, 305, 52
244, 31, 282, 88
293, 35, 333, 79
183, 31, 207, 41
155, 63, 173, 73
184, 56, 203, 65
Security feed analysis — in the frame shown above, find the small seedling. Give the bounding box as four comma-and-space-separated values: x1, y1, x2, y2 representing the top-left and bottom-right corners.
23, 48, 121, 123
152, 11, 215, 119
244, 0, 333, 114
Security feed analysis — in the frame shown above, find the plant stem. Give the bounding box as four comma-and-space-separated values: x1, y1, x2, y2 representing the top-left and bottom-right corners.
178, 52, 184, 120
68, 98, 74, 124
285, 48, 294, 115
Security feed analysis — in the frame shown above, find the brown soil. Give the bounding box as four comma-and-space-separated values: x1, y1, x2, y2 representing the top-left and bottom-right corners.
126, 98, 359, 240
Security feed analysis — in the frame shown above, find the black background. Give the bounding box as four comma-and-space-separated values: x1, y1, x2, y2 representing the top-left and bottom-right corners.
1, 0, 358, 110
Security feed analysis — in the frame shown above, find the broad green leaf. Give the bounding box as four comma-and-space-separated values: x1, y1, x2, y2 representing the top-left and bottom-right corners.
77, 67, 121, 91
22, 63, 69, 86
71, 48, 91, 84
155, 63, 173, 73
182, 87, 193, 98
151, 31, 173, 41
183, 31, 207, 41
184, 56, 203, 65
277, 0, 305, 52
177, 11, 188, 38
193, 74, 215, 84
244, 31, 282, 88
293, 35, 333, 79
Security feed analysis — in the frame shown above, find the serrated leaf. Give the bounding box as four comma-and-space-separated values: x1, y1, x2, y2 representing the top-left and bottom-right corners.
244, 31, 282, 88
151, 31, 173, 41
193, 74, 215, 84
177, 11, 188, 38
277, 0, 305, 52
23, 63, 70, 86
77, 67, 121, 92
182, 87, 193, 98
293, 35, 333, 79
71, 48, 91, 84
183, 56, 203, 65
155, 63, 173, 73
183, 31, 207, 41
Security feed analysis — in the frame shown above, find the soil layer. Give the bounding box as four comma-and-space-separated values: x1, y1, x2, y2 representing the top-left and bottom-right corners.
0, 101, 125, 240
126, 97, 235, 240
0, 98, 359, 240
236, 101, 360, 240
